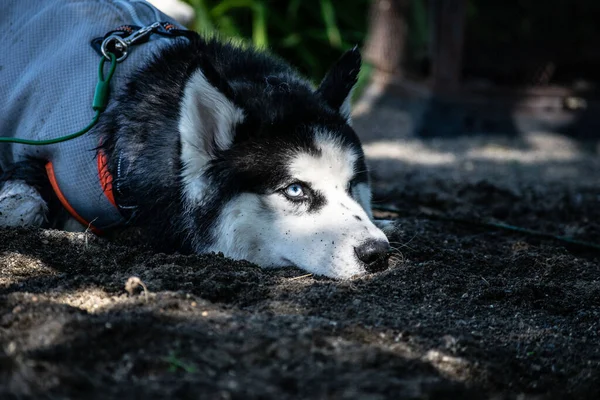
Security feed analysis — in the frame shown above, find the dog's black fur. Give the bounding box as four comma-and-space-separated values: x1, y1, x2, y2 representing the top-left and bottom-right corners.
93, 34, 368, 252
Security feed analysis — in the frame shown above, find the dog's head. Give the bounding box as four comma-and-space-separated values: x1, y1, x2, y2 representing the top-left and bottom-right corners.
178, 47, 389, 278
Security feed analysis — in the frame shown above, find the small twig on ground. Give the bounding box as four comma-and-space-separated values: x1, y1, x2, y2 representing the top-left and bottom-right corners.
83, 217, 98, 249
125, 276, 149, 303
289, 273, 313, 281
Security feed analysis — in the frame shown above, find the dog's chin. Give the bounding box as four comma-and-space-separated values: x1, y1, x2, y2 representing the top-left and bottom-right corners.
268, 256, 368, 279
207, 232, 378, 279
324, 267, 368, 280
237, 252, 364, 279
329, 265, 369, 280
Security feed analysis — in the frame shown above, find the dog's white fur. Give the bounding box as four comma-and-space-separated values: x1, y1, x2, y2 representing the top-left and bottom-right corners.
340, 86, 355, 126
179, 70, 245, 204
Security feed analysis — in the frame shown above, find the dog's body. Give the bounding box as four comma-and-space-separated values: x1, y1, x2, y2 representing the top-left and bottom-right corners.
0, 0, 390, 278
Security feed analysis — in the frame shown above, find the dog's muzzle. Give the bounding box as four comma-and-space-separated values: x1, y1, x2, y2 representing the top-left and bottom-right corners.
354, 239, 390, 273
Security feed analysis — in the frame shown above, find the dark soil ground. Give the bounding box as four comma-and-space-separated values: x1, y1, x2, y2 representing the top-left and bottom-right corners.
2, 97, 600, 399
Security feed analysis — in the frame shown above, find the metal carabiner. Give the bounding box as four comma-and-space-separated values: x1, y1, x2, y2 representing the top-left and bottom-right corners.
101, 35, 129, 62
101, 22, 162, 63
123, 21, 162, 47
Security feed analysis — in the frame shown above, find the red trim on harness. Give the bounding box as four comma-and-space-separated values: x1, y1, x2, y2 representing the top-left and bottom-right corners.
45, 161, 104, 235
45, 152, 118, 235
97, 150, 117, 208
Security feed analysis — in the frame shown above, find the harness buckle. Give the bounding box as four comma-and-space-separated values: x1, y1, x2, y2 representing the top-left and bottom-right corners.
101, 22, 162, 62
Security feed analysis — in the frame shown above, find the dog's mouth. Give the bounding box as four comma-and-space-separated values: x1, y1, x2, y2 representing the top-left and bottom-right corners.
280, 250, 390, 277
363, 253, 390, 273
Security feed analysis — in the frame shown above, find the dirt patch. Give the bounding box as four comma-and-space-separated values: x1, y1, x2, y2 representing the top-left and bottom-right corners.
2, 132, 600, 399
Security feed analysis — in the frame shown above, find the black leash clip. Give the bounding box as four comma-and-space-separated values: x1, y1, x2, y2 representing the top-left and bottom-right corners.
100, 22, 161, 62
91, 21, 197, 62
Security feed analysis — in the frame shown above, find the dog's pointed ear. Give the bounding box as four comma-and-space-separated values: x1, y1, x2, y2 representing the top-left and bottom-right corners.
180, 68, 244, 158
179, 68, 244, 199
316, 47, 361, 123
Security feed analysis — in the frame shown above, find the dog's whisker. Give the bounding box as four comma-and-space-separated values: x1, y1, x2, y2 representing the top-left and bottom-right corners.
388, 254, 405, 264
389, 233, 419, 249
352, 168, 370, 176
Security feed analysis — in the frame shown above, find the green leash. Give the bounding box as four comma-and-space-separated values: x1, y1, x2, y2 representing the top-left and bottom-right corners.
0, 53, 117, 146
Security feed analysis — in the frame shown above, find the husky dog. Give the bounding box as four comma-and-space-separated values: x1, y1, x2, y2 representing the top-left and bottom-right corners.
0, 0, 389, 278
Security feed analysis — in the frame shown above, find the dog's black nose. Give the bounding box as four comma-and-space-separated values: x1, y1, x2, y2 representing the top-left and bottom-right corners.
355, 239, 390, 272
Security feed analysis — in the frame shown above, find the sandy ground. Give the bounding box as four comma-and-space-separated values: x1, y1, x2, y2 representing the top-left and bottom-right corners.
1, 88, 600, 399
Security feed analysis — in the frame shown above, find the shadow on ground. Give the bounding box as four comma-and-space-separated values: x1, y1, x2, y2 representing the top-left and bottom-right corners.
1, 213, 599, 399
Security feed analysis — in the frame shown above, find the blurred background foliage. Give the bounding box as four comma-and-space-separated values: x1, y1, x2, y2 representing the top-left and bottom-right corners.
181, 0, 430, 99
183, 0, 373, 84
181, 0, 600, 88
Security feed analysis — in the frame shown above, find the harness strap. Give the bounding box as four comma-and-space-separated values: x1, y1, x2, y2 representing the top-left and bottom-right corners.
43, 22, 191, 233
46, 161, 105, 234
45, 149, 123, 235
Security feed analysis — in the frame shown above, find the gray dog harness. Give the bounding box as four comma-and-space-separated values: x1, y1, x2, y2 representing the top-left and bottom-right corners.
0, 0, 187, 233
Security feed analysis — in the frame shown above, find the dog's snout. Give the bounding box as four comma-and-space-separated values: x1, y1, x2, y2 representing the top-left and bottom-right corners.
354, 239, 390, 272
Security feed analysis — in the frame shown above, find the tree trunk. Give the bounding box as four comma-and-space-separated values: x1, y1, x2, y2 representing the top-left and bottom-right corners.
363, 0, 410, 74
430, 0, 466, 92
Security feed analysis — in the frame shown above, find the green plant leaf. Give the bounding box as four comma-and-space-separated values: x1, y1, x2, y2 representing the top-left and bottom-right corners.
252, 1, 268, 48
181, 0, 370, 82
210, 0, 255, 18
319, 0, 342, 48
189, 0, 215, 33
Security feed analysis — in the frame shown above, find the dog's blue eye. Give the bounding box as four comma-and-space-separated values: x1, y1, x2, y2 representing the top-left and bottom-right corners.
284, 183, 304, 198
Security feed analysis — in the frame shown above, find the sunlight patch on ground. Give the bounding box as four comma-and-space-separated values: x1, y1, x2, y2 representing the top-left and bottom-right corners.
0, 252, 53, 287
364, 131, 583, 165
424, 349, 472, 382
363, 141, 457, 165
466, 131, 581, 163
50, 288, 124, 313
